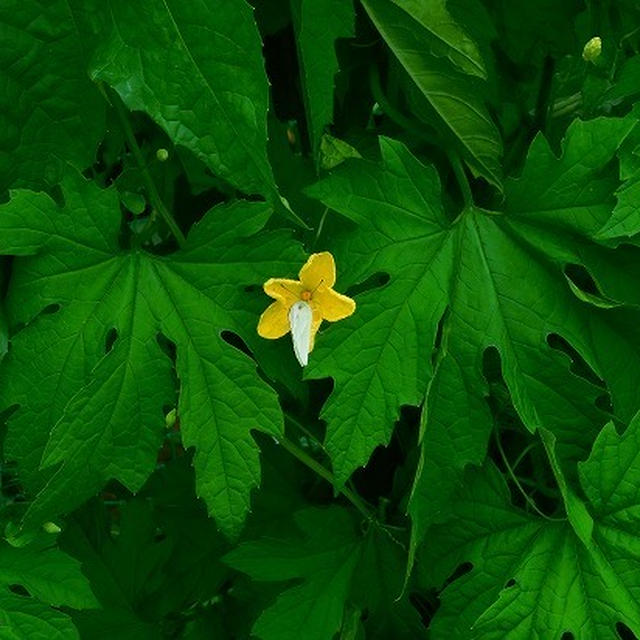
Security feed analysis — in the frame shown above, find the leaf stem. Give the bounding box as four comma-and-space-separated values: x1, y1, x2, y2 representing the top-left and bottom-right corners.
284, 413, 327, 453
105, 86, 187, 247
368, 64, 438, 146
278, 435, 374, 521
447, 150, 473, 207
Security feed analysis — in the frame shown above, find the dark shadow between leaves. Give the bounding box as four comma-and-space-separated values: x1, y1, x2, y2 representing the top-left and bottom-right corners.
546, 333, 605, 388
617, 622, 639, 640
482, 347, 565, 518
156, 333, 177, 365
220, 330, 255, 361
346, 271, 390, 298
8, 584, 30, 597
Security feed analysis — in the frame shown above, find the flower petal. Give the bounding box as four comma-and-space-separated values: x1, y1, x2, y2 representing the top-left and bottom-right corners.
257, 301, 290, 339
315, 288, 356, 322
299, 252, 336, 290
308, 317, 323, 352
263, 278, 303, 306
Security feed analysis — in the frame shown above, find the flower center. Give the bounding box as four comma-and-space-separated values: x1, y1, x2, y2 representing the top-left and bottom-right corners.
301, 290, 312, 301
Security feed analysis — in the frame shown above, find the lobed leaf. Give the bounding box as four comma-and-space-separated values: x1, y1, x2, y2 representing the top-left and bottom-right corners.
0, 169, 302, 537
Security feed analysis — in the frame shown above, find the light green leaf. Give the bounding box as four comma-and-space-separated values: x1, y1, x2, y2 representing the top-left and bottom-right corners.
0, 1, 104, 191
362, 0, 502, 187
307, 138, 453, 483
307, 119, 640, 546
90, 0, 275, 197
596, 173, 640, 240
389, 0, 486, 78
291, 0, 355, 156
319, 134, 362, 170
0, 169, 302, 537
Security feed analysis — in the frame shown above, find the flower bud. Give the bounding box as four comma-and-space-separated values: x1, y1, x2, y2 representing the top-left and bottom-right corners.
582, 36, 602, 62
156, 148, 169, 162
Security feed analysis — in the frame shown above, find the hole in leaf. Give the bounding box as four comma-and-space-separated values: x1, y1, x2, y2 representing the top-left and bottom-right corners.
48, 184, 65, 208
41, 303, 61, 316
561, 632, 574, 640
432, 307, 450, 364
409, 589, 438, 628
346, 271, 390, 297
564, 263, 600, 297
221, 330, 254, 360
104, 328, 118, 354
8, 584, 30, 597
156, 333, 177, 364
617, 622, 638, 640
483, 346, 502, 384
504, 578, 516, 589
546, 333, 604, 388
443, 561, 473, 588
596, 392, 613, 413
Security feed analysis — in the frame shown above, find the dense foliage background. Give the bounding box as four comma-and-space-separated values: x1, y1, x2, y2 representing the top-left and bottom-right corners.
1, 0, 640, 638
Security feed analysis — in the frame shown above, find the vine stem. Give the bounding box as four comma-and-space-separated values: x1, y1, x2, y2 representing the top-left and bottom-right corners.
447, 150, 473, 207
368, 64, 438, 146
278, 435, 374, 521
105, 85, 187, 247
284, 413, 327, 453
494, 428, 565, 522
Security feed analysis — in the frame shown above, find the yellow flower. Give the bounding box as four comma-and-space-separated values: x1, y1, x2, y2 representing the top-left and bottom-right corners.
257, 252, 355, 363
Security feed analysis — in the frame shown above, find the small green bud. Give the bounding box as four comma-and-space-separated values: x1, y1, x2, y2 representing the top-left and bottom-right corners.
42, 521, 62, 534
165, 407, 177, 429
156, 148, 169, 162
582, 36, 602, 62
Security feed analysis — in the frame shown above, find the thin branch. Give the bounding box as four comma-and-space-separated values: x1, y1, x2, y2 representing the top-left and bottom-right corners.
494, 428, 566, 522
104, 85, 187, 247
278, 435, 374, 521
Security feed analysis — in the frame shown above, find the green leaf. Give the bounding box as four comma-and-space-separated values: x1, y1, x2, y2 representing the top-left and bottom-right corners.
596, 121, 640, 239
0, 168, 303, 537
0, 592, 80, 640
90, 0, 276, 197
307, 119, 640, 538
388, 0, 487, 78
362, 0, 502, 188
306, 138, 453, 483
291, 0, 355, 156
319, 134, 362, 170
0, 535, 97, 610
0, 533, 97, 640
421, 413, 640, 639
225, 507, 361, 640
0, 1, 105, 191
224, 507, 421, 640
